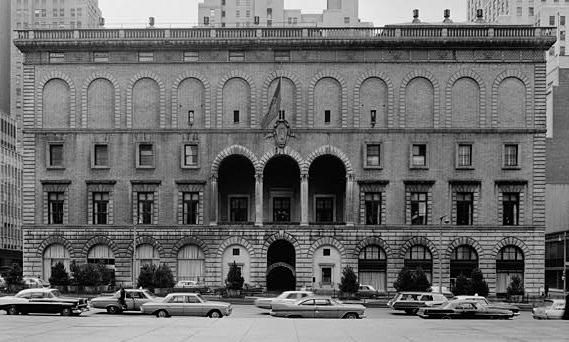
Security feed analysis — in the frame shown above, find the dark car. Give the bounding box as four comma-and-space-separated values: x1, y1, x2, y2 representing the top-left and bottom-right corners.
0, 288, 89, 316
270, 296, 366, 319
452, 295, 520, 316
417, 300, 515, 320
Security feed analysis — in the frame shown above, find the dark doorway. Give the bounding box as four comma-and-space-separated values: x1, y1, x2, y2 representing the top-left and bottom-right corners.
266, 240, 296, 292
267, 266, 295, 292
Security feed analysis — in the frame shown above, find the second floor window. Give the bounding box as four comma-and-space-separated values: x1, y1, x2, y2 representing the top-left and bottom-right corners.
273, 197, 291, 222
138, 192, 154, 224
93, 192, 109, 225
456, 192, 473, 225
410, 192, 427, 225
183, 192, 199, 225
316, 197, 334, 223
49, 144, 63, 168
365, 144, 381, 168
457, 144, 472, 167
503, 193, 519, 226
48, 192, 64, 224
138, 144, 154, 168
183, 144, 198, 167
230, 197, 248, 222
411, 144, 427, 167
365, 193, 381, 225
93, 144, 108, 167
504, 144, 518, 167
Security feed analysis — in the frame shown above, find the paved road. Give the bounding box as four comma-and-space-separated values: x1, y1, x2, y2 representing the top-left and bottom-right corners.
0, 306, 566, 342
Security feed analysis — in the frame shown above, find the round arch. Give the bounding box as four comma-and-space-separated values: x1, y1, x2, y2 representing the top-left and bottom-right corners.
259, 146, 305, 175
303, 145, 354, 175
353, 237, 393, 260
81, 72, 121, 128
37, 72, 76, 129
262, 71, 303, 127
399, 70, 441, 128
308, 71, 348, 127
216, 236, 256, 258
81, 235, 119, 259
126, 235, 166, 259
171, 72, 211, 128
306, 237, 347, 260
491, 70, 532, 128
354, 71, 394, 127
216, 71, 257, 127
171, 236, 210, 259
36, 235, 75, 258
399, 236, 439, 260
491, 237, 531, 260
126, 71, 166, 128
445, 237, 484, 260
210, 145, 260, 177
445, 70, 486, 128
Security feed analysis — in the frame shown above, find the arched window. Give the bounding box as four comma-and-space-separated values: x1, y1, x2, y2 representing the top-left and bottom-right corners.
450, 245, 478, 290
404, 245, 432, 282
42, 244, 70, 280
496, 245, 525, 295
177, 245, 205, 282
134, 244, 160, 280
358, 245, 387, 292
87, 244, 115, 286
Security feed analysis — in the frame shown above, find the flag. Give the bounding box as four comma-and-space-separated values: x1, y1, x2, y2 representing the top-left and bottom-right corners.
260, 78, 281, 129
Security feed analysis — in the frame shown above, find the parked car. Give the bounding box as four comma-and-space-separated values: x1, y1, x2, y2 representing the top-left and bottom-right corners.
532, 299, 566, 320
357, 285, 380, 299
417, 300, 515, 319
0, 288, 88, 316
22, 276, 50, 289
173, 280, 210, 294
89, 288, 158, 314
270, 296, 366, 319
452, 295, 520, 315
429, 286, 454, 299
141, 292, 232, 318
387, 292, 448, 315
0, 275, 6, 291
254, 290, 313, 309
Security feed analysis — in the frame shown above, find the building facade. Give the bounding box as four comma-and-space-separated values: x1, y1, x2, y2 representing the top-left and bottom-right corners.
14, 24, 554, 295
197, 0, 369, 27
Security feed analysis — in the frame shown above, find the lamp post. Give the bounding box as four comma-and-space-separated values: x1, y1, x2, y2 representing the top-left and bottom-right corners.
438, 215, 448, 294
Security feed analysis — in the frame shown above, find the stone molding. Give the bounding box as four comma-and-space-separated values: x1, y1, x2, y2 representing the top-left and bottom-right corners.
36, 72, 76, 128
81, 235, 120, 259
171, 236, 210, 259
261, 71, 303, 127
216, 236, 256, 257
445, 69, 486, 128
399, 236, 440, 259
491, 70, 532, 128
399, 70, 440, 128
216, 71, 257, 127
126, 71, 166, 128
81, 72, 121, 128
353, 71, 394, 128
171, 72, 211, 128
307, 71, 348, 128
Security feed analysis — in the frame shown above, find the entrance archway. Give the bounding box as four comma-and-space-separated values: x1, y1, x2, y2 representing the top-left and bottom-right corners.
266, 240, 296, 291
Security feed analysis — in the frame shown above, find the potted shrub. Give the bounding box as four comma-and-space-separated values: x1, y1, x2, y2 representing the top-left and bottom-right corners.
81, 263, 102, 294
339, 266, 359, 299
137, 264, 157, 292
412, 267, 431, 292
68, 261, 81, 293
225, 261, 244, 297
5, 263, 23, 293
153, 263, 175, 296
469, 268, 489, 297
49, 262, 70, 293
507, 275, 524, 302
393, 267, 414, 292
453, 274, 471, 296
96, 263, 115, 293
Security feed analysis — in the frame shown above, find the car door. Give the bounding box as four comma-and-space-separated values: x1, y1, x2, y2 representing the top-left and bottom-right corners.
184, 295, 203, 316
297, 299, 315, 318
125, 291, 137, 311
314, 299, 337, 318
167, 295, 186, 315
132, 291, 147, 310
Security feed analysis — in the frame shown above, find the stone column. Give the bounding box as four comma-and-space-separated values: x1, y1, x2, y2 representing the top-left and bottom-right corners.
345, 174, 355, 226
300, 173, 309, 226
255, 173, 263, 226
210, 175, 218, 226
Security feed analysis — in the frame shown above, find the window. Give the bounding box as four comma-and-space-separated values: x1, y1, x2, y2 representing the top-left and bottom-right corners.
503, 193, 519, 226
550, 16, 556, 26
561, 16, 566, 26
411, 144, 427, 167
93, 192, 109, 225
516, 7, 522, 16
138, 52, 154, 62
203, 16, 209, 25
324, 110, 331, 124
137, 143, 154, 168
232, 248, 240, 256
504, 144, 519, 168
561, 31, 566, 41
93, 144, 108, 168
48, 143, 63, 168
221, 0, 226, 5
48, 192, 64, 224
183, 192, 199, 225
528, 7, 534, 16
274, 50, 290, 62
365, 193, 381, 225
344, 17, 350, 24
273, 197, 290, 222
93, 52, 109, 63
183, 51, 198, 62
457, 144, 472, 168
230, 197, 248, 222
229, 51, 245, 62
182, 144, 198, 167
365, 144, 381, 168
137, 192, 154, 224
221, 10, 225, 18
315, 197, 334, 222
323, 248, 331, 256
561, 46, 566, 56
321, 267, 332, 285
233, 110, 240, 124
267, 8, 272, 18
456, 193, 473, 225
410, 192, 427, 225
49, 52, 65, 63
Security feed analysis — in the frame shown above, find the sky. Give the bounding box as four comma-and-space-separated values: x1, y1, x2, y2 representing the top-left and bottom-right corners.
98, 0, 468, 27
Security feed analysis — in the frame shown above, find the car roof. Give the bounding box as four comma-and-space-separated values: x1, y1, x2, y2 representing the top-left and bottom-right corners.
166, 292, 200, 296
17, 288, 54, 294
454, 295, 485, 299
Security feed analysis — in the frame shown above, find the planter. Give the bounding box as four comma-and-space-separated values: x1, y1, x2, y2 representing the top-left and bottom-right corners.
226, 289, 242, 297
83, 285, 99, 294
509, 294, 523, 303
67, 285, 78, 294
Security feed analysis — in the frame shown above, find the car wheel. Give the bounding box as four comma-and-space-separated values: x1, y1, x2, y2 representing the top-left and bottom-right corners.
7, 306, 18, 315
208, 310, 222, 318
61, 308, 72, 316
343, 313, 358, 319
107, 306, 122, 314
156, 310, 169, 318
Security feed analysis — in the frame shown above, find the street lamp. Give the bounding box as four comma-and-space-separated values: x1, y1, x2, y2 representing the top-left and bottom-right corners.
438, 215, 449, 294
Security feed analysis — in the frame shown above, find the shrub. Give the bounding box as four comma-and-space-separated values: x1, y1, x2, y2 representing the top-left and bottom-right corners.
339, 266, 359, 294
470, 268, 489, 297
49, 262, 70, 286
154, 263, 175, 289
137, 264, 156, 291
95, 263, 115, 287
413, 267, 431, 292
393, 267, 414, 292
70, 262, 102, 286
5, 263, 23, 287
225, 261, 244, 291
453, 274, 471, 296
507, 275, 524, 296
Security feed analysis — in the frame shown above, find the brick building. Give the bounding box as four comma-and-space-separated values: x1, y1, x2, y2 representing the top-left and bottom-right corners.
13, 23, 554, 296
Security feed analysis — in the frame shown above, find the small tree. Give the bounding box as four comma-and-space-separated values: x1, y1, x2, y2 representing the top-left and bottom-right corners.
154, 263, 175, 289
95, 263, 115, 287
394, 267, 415, 292
453, 274, 471, 295
137, 264, 156, 291
5, 263, 23, 290
339, 266, 359, 295
470, 268, 489, 297
507, 275, 524, 296
225, 261, 244, 291
80, 263, 102, 286
413, 267, 431, 292
49, 262, 70, 286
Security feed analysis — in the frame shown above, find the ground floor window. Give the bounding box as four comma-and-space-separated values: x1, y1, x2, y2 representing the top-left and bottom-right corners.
87, 244, 115, 286
358, 245, 387, 292
177, 245, 205, 282
404, 245, 433, 283
496, 245, 524, 295
42, 244, 70, 281
134, 244, 160, 281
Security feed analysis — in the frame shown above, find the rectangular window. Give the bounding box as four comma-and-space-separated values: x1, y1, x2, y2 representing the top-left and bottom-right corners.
324, 110, 331, 124
203, 16, 209, 25
93, 144, 108, 167
365, 144, 381, 168
315, 197, 334, 222
267, 8, 273, 18
528, 7, 534, 16
221, 10, 225, 17
561, 16, 566, 26
516, 7, 522, 16
274, 50, 291, 62
49, 143, 63, 168
93, 52, 109, 63
561, 46, 566, 56
503, 193, 519, 226
273, 197, 291, 222
232, 248, 240, 256
138, 143, 154, 168
183, 51, 199, 62
321, 267, 332, 285
457, 144, 472, 168
230, 197, 248, 222
183, 144, 198, 167
49, 52, 65, 63
344, 17, 350, 24
365, 193, 381, 225
410, 192, 427, 225
323, 248, 331, 256
561, 31, 566, 41
183, 192, 199, 225
138, 52, 154, 62
456, 193, 473, 226
233, 110, 240, 123
70, 8, 74, 16
229, 51, 245, 61
411, 144, 427, 167
48, 192, 64, 224
504, 144, 519, 167
137, 192, 154, 224
93, 192, 109, 225
550, 16, 556, 26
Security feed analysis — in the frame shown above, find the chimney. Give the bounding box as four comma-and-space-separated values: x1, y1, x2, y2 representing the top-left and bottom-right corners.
412, 9, 421, 24
443, 9, 453, 24
148, 17, 155, 27
475, 9, 485, 23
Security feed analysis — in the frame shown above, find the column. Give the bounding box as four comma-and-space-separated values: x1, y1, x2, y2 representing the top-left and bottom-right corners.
345, 174, 354, 226
255, 173, 263, 226
210, 175, 218, 226
300, 173, 309, 226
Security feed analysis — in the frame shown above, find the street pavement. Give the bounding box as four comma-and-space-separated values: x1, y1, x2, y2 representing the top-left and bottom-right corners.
0, 306, 567, 342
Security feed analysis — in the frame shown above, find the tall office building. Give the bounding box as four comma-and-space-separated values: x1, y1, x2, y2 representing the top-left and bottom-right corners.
197, 0, 369, 27
0, 1, 11, 114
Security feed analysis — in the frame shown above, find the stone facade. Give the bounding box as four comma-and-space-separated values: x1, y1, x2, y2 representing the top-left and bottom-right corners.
14, 25, 554, 295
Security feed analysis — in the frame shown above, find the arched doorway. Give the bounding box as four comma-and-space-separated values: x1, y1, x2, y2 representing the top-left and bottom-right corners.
450, 245, 478, 291
218, 155, 255, 223
263, 156, 300, 223
308, 155, 346, 223
266, 240, 295, 292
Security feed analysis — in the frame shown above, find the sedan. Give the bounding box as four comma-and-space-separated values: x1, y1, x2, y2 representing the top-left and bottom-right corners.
532, 299, 566, 320
452, 295, 520, 315
270, 296, 366, 319
89, 288, 158, 314
0, 288, 88, 316
254, 290, 313, 309
417, 300, 515, 319
141, 293, 232, 318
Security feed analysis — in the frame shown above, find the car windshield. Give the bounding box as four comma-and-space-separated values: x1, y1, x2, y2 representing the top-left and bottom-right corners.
540, 300, 555, 308
331, 298, 343, 305
50, 290, 61, 297
195, 294, 205, 302
142, 290, 157, 299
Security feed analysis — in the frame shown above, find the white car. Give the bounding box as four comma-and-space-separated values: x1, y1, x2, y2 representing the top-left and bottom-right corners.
532, 299, 566, 320
452, 295, 520, 315
254, 290, 313, 309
